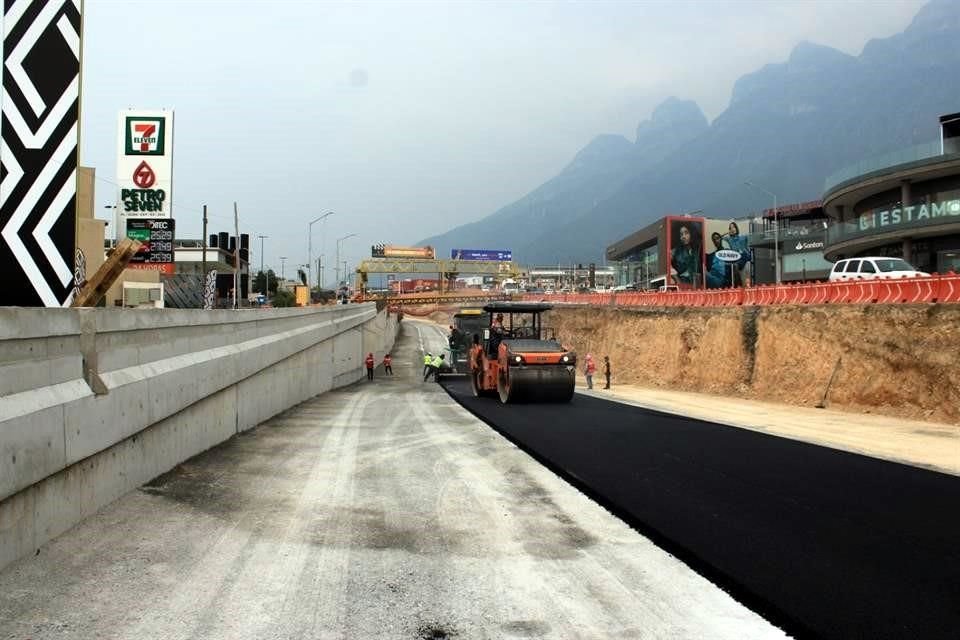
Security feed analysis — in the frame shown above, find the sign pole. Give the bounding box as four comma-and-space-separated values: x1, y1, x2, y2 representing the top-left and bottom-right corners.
233, 202, 239, 310
202, 204, 208, 277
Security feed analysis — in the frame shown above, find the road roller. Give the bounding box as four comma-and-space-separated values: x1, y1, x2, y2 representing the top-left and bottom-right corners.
470, 302, 576, 403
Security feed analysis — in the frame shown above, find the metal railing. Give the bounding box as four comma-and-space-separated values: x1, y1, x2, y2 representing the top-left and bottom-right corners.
823, 141, 944, 193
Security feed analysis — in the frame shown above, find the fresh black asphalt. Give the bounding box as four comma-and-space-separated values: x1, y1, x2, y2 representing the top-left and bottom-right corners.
443, 379, 960, 640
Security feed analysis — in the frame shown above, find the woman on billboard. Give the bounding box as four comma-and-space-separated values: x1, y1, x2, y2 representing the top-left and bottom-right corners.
670, 221, 703, 287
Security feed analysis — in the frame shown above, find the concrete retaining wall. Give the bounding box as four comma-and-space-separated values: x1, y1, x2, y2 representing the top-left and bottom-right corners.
0, 304, 398, 571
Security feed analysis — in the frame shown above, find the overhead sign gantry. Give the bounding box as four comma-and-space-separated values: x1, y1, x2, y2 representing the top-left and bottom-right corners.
355, 257, 522, 295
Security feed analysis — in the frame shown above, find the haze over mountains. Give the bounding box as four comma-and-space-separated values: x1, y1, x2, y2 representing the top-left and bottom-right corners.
419, 0, 960, 265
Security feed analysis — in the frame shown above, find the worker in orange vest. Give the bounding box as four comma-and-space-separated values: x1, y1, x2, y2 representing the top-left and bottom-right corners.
584, 354, 596, 390
365, 352, 375, 380
382, 353, 393, 375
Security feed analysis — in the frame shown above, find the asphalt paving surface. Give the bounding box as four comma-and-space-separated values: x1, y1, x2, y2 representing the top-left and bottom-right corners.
0, 320, 786, 640
443, 378, 960, 640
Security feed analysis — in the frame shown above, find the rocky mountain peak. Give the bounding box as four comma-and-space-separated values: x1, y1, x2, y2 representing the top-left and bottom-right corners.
635, 97, 708, 146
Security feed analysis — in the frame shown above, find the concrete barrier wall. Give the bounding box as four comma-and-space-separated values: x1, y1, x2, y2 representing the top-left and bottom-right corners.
0, 304, 398, 571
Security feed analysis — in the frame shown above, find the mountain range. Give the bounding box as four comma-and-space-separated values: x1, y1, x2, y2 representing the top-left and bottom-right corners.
419, 0, 960, 265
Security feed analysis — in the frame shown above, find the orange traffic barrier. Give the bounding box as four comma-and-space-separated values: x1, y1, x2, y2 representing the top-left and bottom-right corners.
937, 272, 960, 303
520, 274, 960, 309
911, 276, 936, 303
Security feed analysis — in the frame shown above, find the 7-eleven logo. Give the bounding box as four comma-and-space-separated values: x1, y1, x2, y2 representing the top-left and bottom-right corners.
125, 117, 166, 155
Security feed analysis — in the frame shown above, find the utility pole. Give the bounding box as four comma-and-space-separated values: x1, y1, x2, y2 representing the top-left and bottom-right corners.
279, 256, 287, 284
257, 234, 268, 296
233, 202, 239, 310
201, 204, 208, 276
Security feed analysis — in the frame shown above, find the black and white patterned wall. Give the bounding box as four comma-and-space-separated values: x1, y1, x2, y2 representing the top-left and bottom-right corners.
0, 0, 81, 307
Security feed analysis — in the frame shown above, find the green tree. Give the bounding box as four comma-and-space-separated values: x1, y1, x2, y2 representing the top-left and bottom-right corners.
271, 289, 295, 307
253, 270, 278, 295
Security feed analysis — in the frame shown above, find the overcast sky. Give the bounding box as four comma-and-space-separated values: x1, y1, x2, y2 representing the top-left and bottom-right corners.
81, 0, 925, 283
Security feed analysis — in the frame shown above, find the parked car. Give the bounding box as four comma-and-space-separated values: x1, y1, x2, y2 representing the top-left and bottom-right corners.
828, 257, 929, 282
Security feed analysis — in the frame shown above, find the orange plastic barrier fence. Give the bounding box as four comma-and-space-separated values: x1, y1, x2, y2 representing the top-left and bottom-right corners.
520, 272, 960, 308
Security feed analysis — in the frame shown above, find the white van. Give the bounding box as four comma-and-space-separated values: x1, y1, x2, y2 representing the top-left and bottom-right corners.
828, 257, 929, 282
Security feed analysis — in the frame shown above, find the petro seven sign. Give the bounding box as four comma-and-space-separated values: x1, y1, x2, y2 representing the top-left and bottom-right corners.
115, 110, 174, 240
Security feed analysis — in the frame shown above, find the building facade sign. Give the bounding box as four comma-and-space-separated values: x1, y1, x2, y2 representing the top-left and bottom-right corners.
115, 110, 174, 240
793, 239, 825, 251
859, 199, 960, 232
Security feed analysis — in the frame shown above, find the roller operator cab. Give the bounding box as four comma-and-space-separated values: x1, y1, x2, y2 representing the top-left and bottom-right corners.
450, 308, 488, 374
470, 302, 576, 403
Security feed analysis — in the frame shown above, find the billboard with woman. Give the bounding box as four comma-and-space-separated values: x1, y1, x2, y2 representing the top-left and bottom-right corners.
666, 217, 705, 288
704, 219, 752, 288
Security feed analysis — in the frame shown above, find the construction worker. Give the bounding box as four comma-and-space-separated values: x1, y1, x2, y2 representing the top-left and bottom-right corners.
383, 353, 393, 375
489, 313, 506, 356
423, 352, 432, 378
365, 352, 375, 380
432, 353, 446, 383
424, 353, 438, 382
603, 355, 611, 389
584, 354, 596, 390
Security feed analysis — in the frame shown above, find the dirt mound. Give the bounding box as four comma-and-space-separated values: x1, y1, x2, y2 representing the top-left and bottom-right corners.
548, 304, 960, 424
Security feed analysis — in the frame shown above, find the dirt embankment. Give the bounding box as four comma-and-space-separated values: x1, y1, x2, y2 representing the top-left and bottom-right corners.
547, 305, 960, 425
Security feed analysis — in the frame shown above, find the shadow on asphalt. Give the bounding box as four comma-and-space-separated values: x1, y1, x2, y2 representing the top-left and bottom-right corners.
441, 378, 960, 640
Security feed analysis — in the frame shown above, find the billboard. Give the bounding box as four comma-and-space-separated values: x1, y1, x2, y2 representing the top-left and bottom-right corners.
0, 0, 82, 306
666, 217, 704, 288
116, 110, 174, 240
704, 219, 752, 288
451, 249, 512, 261
372, 244, 436, 259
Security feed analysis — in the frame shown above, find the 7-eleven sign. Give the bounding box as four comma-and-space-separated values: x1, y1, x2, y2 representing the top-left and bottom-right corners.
124, 116, 166, 155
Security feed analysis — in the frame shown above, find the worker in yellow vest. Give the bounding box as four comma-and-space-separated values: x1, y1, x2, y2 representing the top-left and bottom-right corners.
423, 352, 432, 378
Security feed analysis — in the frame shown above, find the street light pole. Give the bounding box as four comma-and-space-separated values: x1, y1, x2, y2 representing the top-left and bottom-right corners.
279, 256, 287, 283
336, 233, 357, 287
744, 181, 780, 285
257, 235, 268, 296
307, 211, 334, 290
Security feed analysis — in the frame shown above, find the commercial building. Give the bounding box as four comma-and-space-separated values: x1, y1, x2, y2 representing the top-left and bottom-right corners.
747, 201, 833, 284
821, 112, 960, 274
527, 265, 615, 290
606, 206, 838, 287
103, 235, 251, 307
606, 215, 755, 289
